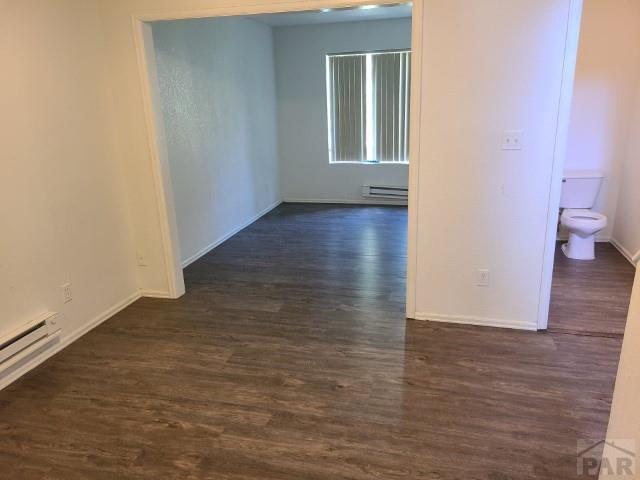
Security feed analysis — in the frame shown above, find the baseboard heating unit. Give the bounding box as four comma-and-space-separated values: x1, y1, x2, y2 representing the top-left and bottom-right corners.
362, 185, 408, 200
0, 313, 62, 372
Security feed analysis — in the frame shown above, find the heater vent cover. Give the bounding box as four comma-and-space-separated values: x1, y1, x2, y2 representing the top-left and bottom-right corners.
362, 185, 408, 200
0, 313, 61, 372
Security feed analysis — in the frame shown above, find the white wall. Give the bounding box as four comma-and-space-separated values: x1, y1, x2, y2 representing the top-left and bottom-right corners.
600, 266, 640, 480
413, 0, 575, 330
0, 1, 138, 387
274, 18, 411, 204
564, 0, 640, 240
613, 82, 640, 264
152, 17, 280, 266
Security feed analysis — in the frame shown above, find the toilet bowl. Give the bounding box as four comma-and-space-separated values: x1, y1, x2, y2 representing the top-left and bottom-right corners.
560, 209, 607, 260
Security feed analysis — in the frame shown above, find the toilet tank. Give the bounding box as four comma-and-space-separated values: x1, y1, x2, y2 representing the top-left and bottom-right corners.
560, 170, 604, 209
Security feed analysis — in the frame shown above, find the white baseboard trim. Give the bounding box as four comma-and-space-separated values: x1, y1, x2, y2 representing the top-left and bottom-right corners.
0, 291, 141, 391
412, 312, 538, 331
181, 200, 282, 269
140, 289, 174, 298
283, 197, 407, 206
610, 238, 639, 266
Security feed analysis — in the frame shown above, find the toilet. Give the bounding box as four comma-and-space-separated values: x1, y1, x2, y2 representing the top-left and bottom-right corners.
559, 170, 607, 260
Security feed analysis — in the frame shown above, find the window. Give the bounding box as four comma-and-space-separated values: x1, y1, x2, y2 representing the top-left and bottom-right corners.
326, 50, 411, 164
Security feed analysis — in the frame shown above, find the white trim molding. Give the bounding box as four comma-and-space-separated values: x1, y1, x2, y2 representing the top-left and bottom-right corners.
611, 238, 640, 266
282, 198, 407, 206
413, 312, 538, 331
405, 0, 423, 321
181, 200, 282, 268
132, 21, 185, 299
536, 0, 584, 331
140, 289, 175, 298
130, 0, 423, 319
0, 291, 141, 391
132, 0, 414, 23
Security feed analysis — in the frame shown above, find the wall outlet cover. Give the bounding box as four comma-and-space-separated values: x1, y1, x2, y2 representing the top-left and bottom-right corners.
502, 130, 524, 150
476, 269, 490, 287
136, 251, 148, 267
61, 283, 73, 303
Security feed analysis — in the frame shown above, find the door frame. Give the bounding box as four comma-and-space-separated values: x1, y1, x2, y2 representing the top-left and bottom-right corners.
131, 0, 424, 317
535, 0, 584, 330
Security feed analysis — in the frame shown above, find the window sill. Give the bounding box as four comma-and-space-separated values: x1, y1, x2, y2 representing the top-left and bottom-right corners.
328, 161, 409, 165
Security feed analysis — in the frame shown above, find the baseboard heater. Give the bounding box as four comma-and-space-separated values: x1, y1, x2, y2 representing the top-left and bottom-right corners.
0, 313, 61, 372
362, 185, 408, 200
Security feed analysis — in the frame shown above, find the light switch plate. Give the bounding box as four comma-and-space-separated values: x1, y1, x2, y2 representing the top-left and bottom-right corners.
502, 130, 523, 150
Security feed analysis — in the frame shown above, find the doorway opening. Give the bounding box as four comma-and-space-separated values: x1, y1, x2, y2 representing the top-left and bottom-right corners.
137, 3, 418, 317
546, 2, 638, 337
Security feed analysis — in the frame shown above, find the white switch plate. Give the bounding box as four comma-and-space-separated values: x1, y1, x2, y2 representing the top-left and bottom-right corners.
502, 130, 523, 150
476, 269, 490, 287
61, 283, 73, 303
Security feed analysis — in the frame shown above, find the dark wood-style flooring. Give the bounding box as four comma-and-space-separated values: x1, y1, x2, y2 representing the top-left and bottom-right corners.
548, 241, 635, 337
0, 204, 633, 479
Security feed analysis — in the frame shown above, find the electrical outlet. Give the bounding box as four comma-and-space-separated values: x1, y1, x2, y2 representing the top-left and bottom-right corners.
136, 251, 148, 267
61, 283, 73, 303
476, 269, 490, 287
502, 130, 523, 150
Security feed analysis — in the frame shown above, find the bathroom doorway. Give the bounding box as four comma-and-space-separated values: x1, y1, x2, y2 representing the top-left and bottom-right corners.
546, 0, 639, 337
548, 174, 635, 336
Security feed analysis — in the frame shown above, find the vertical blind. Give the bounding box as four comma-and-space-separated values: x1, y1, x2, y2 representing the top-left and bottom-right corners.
327, 54, 367, 162
326, 50, 411, 164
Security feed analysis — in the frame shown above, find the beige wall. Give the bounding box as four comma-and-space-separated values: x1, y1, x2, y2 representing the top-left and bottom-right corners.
613, 82, 640, 264
601, 266, 640, 479
565, 0, 640, 240
413, 0, 575, 329
0, 1, 138, 387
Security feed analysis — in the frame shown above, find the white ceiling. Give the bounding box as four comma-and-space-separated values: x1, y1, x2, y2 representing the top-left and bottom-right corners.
248, 4, 412, 27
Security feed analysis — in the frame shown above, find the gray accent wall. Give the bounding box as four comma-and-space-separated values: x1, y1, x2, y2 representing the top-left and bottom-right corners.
274, 18, 412, 203
153, 17, 280, 264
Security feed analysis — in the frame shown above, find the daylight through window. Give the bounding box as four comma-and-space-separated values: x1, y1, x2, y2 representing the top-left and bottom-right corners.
326, 50, 411, 164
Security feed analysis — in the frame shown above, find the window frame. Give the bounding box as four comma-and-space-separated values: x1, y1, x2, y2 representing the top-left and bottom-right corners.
325, 48, 411, 166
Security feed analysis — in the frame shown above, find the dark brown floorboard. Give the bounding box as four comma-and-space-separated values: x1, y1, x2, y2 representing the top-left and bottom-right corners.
0, 204, 631, 479
548, 241, 635, 337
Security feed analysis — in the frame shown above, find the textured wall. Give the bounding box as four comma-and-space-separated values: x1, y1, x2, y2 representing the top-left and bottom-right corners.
152, 17, 280, 264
